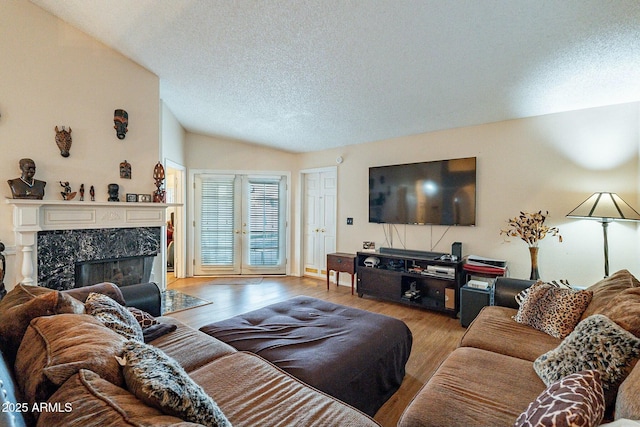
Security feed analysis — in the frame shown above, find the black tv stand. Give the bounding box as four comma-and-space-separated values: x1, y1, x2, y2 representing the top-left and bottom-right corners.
356, 250, 463, 317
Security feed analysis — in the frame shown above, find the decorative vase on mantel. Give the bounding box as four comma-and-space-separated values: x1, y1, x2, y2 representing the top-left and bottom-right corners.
528, 247, 540, 280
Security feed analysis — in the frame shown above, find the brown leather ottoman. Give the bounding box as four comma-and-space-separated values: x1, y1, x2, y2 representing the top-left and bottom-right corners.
200, 296, 412, 416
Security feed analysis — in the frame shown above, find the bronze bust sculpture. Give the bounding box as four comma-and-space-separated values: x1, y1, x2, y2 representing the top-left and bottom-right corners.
7, 158, 46, 199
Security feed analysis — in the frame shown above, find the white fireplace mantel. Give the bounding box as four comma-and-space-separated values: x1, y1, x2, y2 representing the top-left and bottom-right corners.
6, 199, 177, 288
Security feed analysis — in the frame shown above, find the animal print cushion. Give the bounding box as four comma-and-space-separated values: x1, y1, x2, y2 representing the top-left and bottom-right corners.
514, 370, 605, 427
118, 340, 231, 427
534, 315, 640, 396
515, 279, 572, 306
513, 281, 593, 338
127, 307, 159, 329
85, 292, 144, 341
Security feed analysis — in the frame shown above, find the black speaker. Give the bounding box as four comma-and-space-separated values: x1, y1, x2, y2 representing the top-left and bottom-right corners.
452, 242, 462, 260
460, 286, 491, 327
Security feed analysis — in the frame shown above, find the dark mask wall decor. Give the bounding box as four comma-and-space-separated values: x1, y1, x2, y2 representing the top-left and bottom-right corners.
54, 126, 72, 157
114, 109, 128, 139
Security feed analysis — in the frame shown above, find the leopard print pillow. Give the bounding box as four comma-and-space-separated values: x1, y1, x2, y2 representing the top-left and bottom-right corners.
515, 370, 605, 427
534, 315, 640, 393
515, 279, 572, 306
513, 281, 593, 338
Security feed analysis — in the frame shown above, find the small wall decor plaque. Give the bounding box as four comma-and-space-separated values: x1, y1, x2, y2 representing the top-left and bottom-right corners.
120, 160, 131, 179
152, 162, 166, 203
114, 109, 128, 139
362, 241, 376, 252
54, 126, 72, 157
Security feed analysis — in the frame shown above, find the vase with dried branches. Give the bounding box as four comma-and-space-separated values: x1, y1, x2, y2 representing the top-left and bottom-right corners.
500, 211, 562, 280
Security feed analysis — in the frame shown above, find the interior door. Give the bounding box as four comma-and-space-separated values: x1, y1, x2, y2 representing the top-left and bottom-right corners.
303, 168, 337, 278
194, 173, 287, 275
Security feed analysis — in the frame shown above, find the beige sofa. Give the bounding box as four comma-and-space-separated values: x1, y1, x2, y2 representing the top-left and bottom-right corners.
398, 270, 640, 427
0, 282, 381, 427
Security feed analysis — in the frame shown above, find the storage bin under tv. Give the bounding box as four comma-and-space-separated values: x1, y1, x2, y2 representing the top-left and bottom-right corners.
356, 249, 463, 317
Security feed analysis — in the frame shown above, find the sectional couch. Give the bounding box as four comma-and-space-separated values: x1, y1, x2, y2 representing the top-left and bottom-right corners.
4, 271, 640, 427
0, 282, 381, 427
398, 270, 640, 426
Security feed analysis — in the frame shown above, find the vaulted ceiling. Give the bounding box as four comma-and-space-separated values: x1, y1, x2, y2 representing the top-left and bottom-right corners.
30, 0, 640, 153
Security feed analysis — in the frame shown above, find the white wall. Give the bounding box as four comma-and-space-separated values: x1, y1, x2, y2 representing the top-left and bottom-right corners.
0, 1, 160, 290
181, 102, 639, 286
298, 102, 640, 286
161, 102, 186, 167
185, 133, 299, 274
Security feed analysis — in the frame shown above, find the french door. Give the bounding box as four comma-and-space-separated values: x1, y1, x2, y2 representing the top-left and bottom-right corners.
194, 173, 287, 275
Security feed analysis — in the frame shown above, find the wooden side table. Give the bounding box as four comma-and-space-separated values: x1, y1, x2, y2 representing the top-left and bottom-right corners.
327, 252, 357, 295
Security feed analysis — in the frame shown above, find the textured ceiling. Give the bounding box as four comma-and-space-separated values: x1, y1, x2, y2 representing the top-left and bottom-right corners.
30, 0, 640, 153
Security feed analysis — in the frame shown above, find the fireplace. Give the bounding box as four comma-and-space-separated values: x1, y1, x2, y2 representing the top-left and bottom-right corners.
37, 227, 160, 290
75, 255, 155, 288
6, 199, 171, 291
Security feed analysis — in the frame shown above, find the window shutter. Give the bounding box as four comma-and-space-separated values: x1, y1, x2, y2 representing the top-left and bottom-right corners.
247, 177, 281, 266
200, 176, 235, 266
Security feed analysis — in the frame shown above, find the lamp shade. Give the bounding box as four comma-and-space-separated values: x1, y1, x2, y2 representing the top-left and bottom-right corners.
566, 192, 640, 222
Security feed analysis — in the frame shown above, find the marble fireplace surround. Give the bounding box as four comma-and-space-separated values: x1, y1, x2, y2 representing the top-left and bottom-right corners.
6, 200, 170, 291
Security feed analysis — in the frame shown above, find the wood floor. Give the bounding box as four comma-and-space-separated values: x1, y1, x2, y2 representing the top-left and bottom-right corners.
166, 275, 466, 427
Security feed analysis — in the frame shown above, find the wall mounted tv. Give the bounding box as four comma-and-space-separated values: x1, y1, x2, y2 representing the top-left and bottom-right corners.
369, 157, 477, 226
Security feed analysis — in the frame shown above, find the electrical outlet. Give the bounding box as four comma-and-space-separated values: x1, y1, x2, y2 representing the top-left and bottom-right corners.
347, 217, 353, 225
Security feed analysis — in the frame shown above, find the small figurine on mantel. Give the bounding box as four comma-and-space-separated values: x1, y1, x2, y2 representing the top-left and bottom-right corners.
59, 181, 76, 200
79, 184, 85, 201
108, 183, 119, 202
7, 158, 46, 199
90, 185, 95, 201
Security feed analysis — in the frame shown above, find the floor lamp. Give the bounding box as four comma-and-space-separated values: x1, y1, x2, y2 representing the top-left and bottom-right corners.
566, 192, 640, 277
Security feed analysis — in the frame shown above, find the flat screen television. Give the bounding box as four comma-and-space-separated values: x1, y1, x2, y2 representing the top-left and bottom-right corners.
369, 157, 476, 226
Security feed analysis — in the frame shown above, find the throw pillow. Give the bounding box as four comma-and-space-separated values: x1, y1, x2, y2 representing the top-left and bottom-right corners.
15, 313, 126, 412
534, 315, 640, 396
118, 340, 231, 427
0, 288, 84, 362
513, 281, 592, 339
582, 270, 640, 320
128, 307, 159, 329
515, 279, 572, 306
589, 287, 640, 338
615, 353, 640, 420
0, 284, 54, 309
514, 370, 605, 427
40, 369, 204, 427
85, 292, 144, 341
